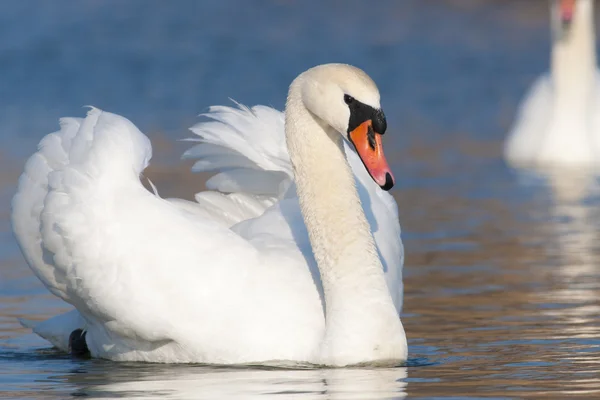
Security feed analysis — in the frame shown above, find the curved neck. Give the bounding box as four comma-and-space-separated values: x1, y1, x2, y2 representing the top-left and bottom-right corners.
284, 79, 405, 366
551, 0, 597, 108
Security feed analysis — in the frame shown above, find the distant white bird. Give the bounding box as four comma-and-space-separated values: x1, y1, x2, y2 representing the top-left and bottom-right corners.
12, 64, 406, 366
504, 0, 600, 169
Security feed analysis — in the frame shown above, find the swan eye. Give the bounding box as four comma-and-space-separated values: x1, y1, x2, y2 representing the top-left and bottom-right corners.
344, 95, 354, 105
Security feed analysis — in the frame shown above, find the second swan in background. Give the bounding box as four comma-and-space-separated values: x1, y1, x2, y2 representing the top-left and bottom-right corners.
504, 0, 600, 169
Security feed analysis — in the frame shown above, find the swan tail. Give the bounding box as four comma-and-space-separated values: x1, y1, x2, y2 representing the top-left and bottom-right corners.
19, 309, 85, 352
12, 107, 268, 356
187, 103, 292, 198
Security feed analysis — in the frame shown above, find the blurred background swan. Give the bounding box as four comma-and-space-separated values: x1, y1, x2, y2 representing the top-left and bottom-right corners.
504, 0, 600, 170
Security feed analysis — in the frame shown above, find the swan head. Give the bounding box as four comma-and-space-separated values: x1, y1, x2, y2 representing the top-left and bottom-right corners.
294, 64, 395, 191
558, 0, 576, 31
552, 0, 592, 37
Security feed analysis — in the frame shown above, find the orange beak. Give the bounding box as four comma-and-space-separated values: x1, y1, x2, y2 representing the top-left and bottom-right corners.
348, 120, 395, 191
560, 0, 575, 25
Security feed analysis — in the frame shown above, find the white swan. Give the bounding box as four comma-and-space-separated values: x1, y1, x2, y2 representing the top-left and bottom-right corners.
504, 0, 600, 168
12, 64, 407, 366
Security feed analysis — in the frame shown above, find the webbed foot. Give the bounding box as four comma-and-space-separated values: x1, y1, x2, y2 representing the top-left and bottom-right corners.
68, 328, 90, 358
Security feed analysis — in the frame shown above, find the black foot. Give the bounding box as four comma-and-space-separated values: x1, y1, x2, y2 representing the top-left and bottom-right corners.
69, 328, 90, 358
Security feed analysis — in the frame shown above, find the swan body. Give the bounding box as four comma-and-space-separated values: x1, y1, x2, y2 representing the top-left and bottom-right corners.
12, 64, 406, 366
504, 0, 600, 168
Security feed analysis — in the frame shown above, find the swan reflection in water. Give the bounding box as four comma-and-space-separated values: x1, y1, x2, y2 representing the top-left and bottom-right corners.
513, 166, 600, 342
542, 170, 600, 341
64, 364, 408, 399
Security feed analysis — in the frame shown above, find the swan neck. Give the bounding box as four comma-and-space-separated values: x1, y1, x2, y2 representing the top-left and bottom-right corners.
284, 79, 405, 365
551, 0, 596, 105
285, 87, 383, 290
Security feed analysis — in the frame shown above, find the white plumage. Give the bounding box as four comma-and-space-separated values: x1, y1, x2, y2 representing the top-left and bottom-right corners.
505, 0, 600, 169
12, 64, 406, 366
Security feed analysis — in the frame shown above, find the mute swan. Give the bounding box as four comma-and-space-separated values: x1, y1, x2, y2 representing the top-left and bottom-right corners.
504, 0, 600, 168
12, 64, 407, 366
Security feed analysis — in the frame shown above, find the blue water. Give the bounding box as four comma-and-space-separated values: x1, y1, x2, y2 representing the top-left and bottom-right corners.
1, 1, 600, 398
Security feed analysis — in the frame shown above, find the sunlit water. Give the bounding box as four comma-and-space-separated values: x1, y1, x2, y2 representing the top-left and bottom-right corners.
1, 1, 600, 398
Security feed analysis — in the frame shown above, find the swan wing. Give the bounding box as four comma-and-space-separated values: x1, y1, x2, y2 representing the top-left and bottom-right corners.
176, 104, 291, 226
12, 108, 325, 362
186, 103, 404, 311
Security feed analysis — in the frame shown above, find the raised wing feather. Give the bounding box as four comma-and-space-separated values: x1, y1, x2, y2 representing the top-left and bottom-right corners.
12, 108, 268, 349
178, 103, 292, 226
188, 103, 291, 194
185, 103, 404, 311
